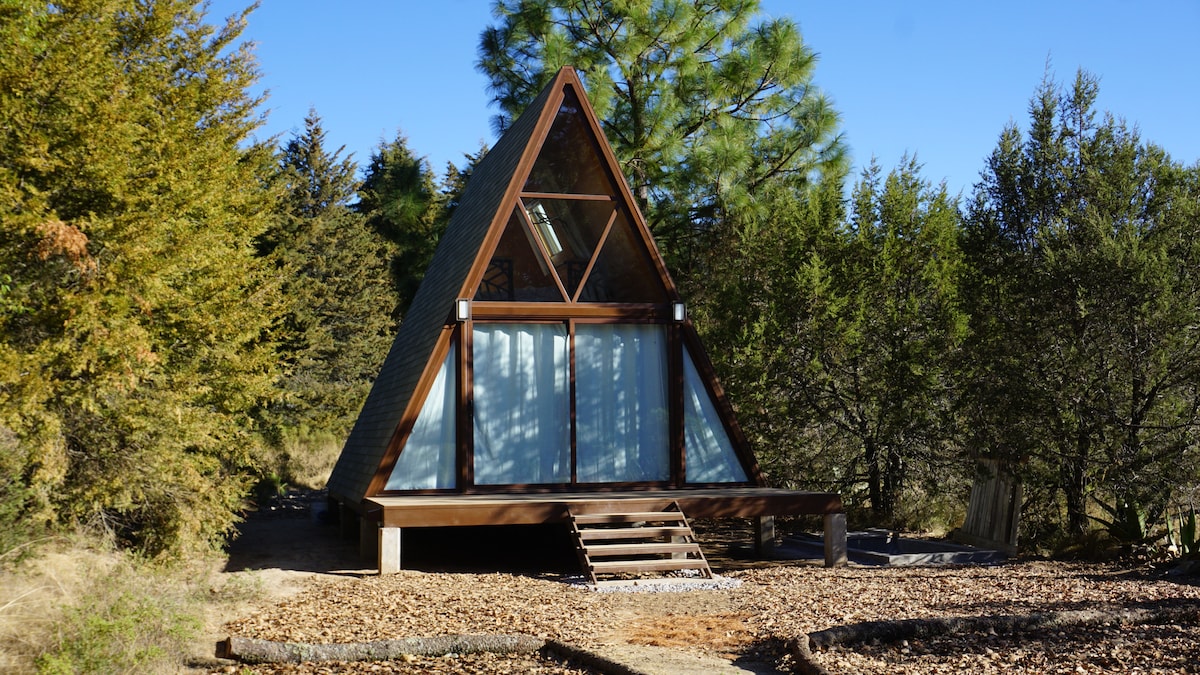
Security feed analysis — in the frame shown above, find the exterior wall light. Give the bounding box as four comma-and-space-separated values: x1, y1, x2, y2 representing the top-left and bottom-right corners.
672, 301, 686, 322
455, 298, 471, 322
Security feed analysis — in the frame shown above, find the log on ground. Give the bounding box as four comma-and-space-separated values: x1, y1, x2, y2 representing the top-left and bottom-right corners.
220, 633, 545, 664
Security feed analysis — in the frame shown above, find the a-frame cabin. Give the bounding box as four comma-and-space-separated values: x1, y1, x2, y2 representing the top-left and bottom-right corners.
328, 67, 845, 576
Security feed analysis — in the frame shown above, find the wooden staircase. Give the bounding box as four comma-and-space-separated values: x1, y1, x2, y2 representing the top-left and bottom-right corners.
567, 502, 712, 585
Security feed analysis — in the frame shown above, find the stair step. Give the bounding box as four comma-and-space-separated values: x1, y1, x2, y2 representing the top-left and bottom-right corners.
578, 526, 693, 541
571, 511, 687, 525
590, 559, 711, 573
568, 502, 712, 584
584, 542, 701, 557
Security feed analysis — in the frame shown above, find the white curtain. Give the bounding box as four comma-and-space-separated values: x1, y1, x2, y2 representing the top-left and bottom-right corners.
684, 347, 748, 483
575, 324, 669, 482
386, 345, 457, 490
473, 323, 570, 484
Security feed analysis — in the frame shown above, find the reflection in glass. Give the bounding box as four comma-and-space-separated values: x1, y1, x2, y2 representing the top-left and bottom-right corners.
524, 87, 618, 196
386, 345, 457, 490
473, 324, 570, 484
474, 209, 564, 302
575, 325, 670, 482
683, 347, 748, 483
581, 210, 668, 303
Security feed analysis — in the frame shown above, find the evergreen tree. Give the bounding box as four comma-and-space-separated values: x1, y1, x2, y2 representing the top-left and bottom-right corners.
266, 110, 396, 439
356, 133, 443, 318
0, 0, 280, 555
477, 0, 846, 272
962, 71, 1200, 540
696, 158, 967, 524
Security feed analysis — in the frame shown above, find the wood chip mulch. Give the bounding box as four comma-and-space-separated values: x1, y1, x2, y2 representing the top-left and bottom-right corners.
220, 560, 1200, 674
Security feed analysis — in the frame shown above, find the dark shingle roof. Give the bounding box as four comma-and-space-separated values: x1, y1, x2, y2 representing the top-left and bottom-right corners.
326, 71, 562, 505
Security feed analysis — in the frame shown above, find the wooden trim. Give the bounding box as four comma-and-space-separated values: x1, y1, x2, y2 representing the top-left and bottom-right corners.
470, 302, 670, 321
521, 191, 614, 202
668, 324, 685, 488
366, 326, 456, 496
570, 207, 618, 303
458, 322, 474, 489
463, 481, 676, 494
681, 325, 766, 486
568, 319, 578, 484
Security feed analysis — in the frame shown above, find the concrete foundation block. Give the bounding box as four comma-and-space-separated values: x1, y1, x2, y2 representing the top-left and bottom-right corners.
379, 527, 402, 575
755, 515, 776, 556
824, 512, 848, 567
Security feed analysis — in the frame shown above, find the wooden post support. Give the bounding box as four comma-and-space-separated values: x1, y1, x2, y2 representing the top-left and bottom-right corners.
379, 527, 402, 575
754, 515, 776, 556
823, 512, 847, 568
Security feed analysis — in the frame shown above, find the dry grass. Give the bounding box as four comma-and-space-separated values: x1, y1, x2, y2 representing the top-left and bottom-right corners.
0, 534, 267, 674
0, 538, 118, 672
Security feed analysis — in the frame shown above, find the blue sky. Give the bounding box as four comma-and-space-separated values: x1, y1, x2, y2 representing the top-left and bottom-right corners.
204, 1, 1200, 198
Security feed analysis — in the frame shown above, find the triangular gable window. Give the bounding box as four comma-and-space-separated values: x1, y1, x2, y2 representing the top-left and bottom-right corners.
385, 344, 457, 490
474, 84, 669, 304
525, 87, 617, 196
683, 346, 749, 483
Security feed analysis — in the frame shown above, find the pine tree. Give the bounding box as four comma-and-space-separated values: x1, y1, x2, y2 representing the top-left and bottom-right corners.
356, 133, 444, 318
266, 110, 397, 439
0, 0, 281, 555
477, 0, 846, 272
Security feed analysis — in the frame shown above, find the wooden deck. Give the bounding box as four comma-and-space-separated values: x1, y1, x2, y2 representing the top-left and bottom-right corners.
364, 487, 842, 528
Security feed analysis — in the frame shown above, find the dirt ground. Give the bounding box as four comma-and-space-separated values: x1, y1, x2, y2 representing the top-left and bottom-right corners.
201, 491, 1200, 674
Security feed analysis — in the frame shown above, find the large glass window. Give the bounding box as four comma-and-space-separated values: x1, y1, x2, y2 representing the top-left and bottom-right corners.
472, 323, 571, 484
575, 324, 670, 482
386, 345, 457, 490
683, 347, 749, 483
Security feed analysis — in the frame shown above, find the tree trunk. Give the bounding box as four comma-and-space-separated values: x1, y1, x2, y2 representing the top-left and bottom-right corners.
1063, 428, 1090, 536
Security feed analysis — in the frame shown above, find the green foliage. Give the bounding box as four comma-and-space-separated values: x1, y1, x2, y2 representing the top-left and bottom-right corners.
0, 426, 38, 564
1088, 496, 1150, 546
694, 157, 968, 525
961, 70, 1200, 539
0, 0, 281, 556
478, 0, 846, 272
33, 557, 202, 674
263, 110, 397, 439
1168, 507, 1199, 557
356, 133, 445, 318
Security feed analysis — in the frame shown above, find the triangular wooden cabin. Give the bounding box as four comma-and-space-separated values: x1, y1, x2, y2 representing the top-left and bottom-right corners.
328, 67, 845, 577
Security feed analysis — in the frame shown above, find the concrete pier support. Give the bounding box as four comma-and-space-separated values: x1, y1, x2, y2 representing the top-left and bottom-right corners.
823, 512, 848, 567
379, 527, 402, 575
754, 515, 776, 556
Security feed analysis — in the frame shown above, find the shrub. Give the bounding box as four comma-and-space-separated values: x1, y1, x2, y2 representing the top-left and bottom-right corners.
1, 537, 205, 674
